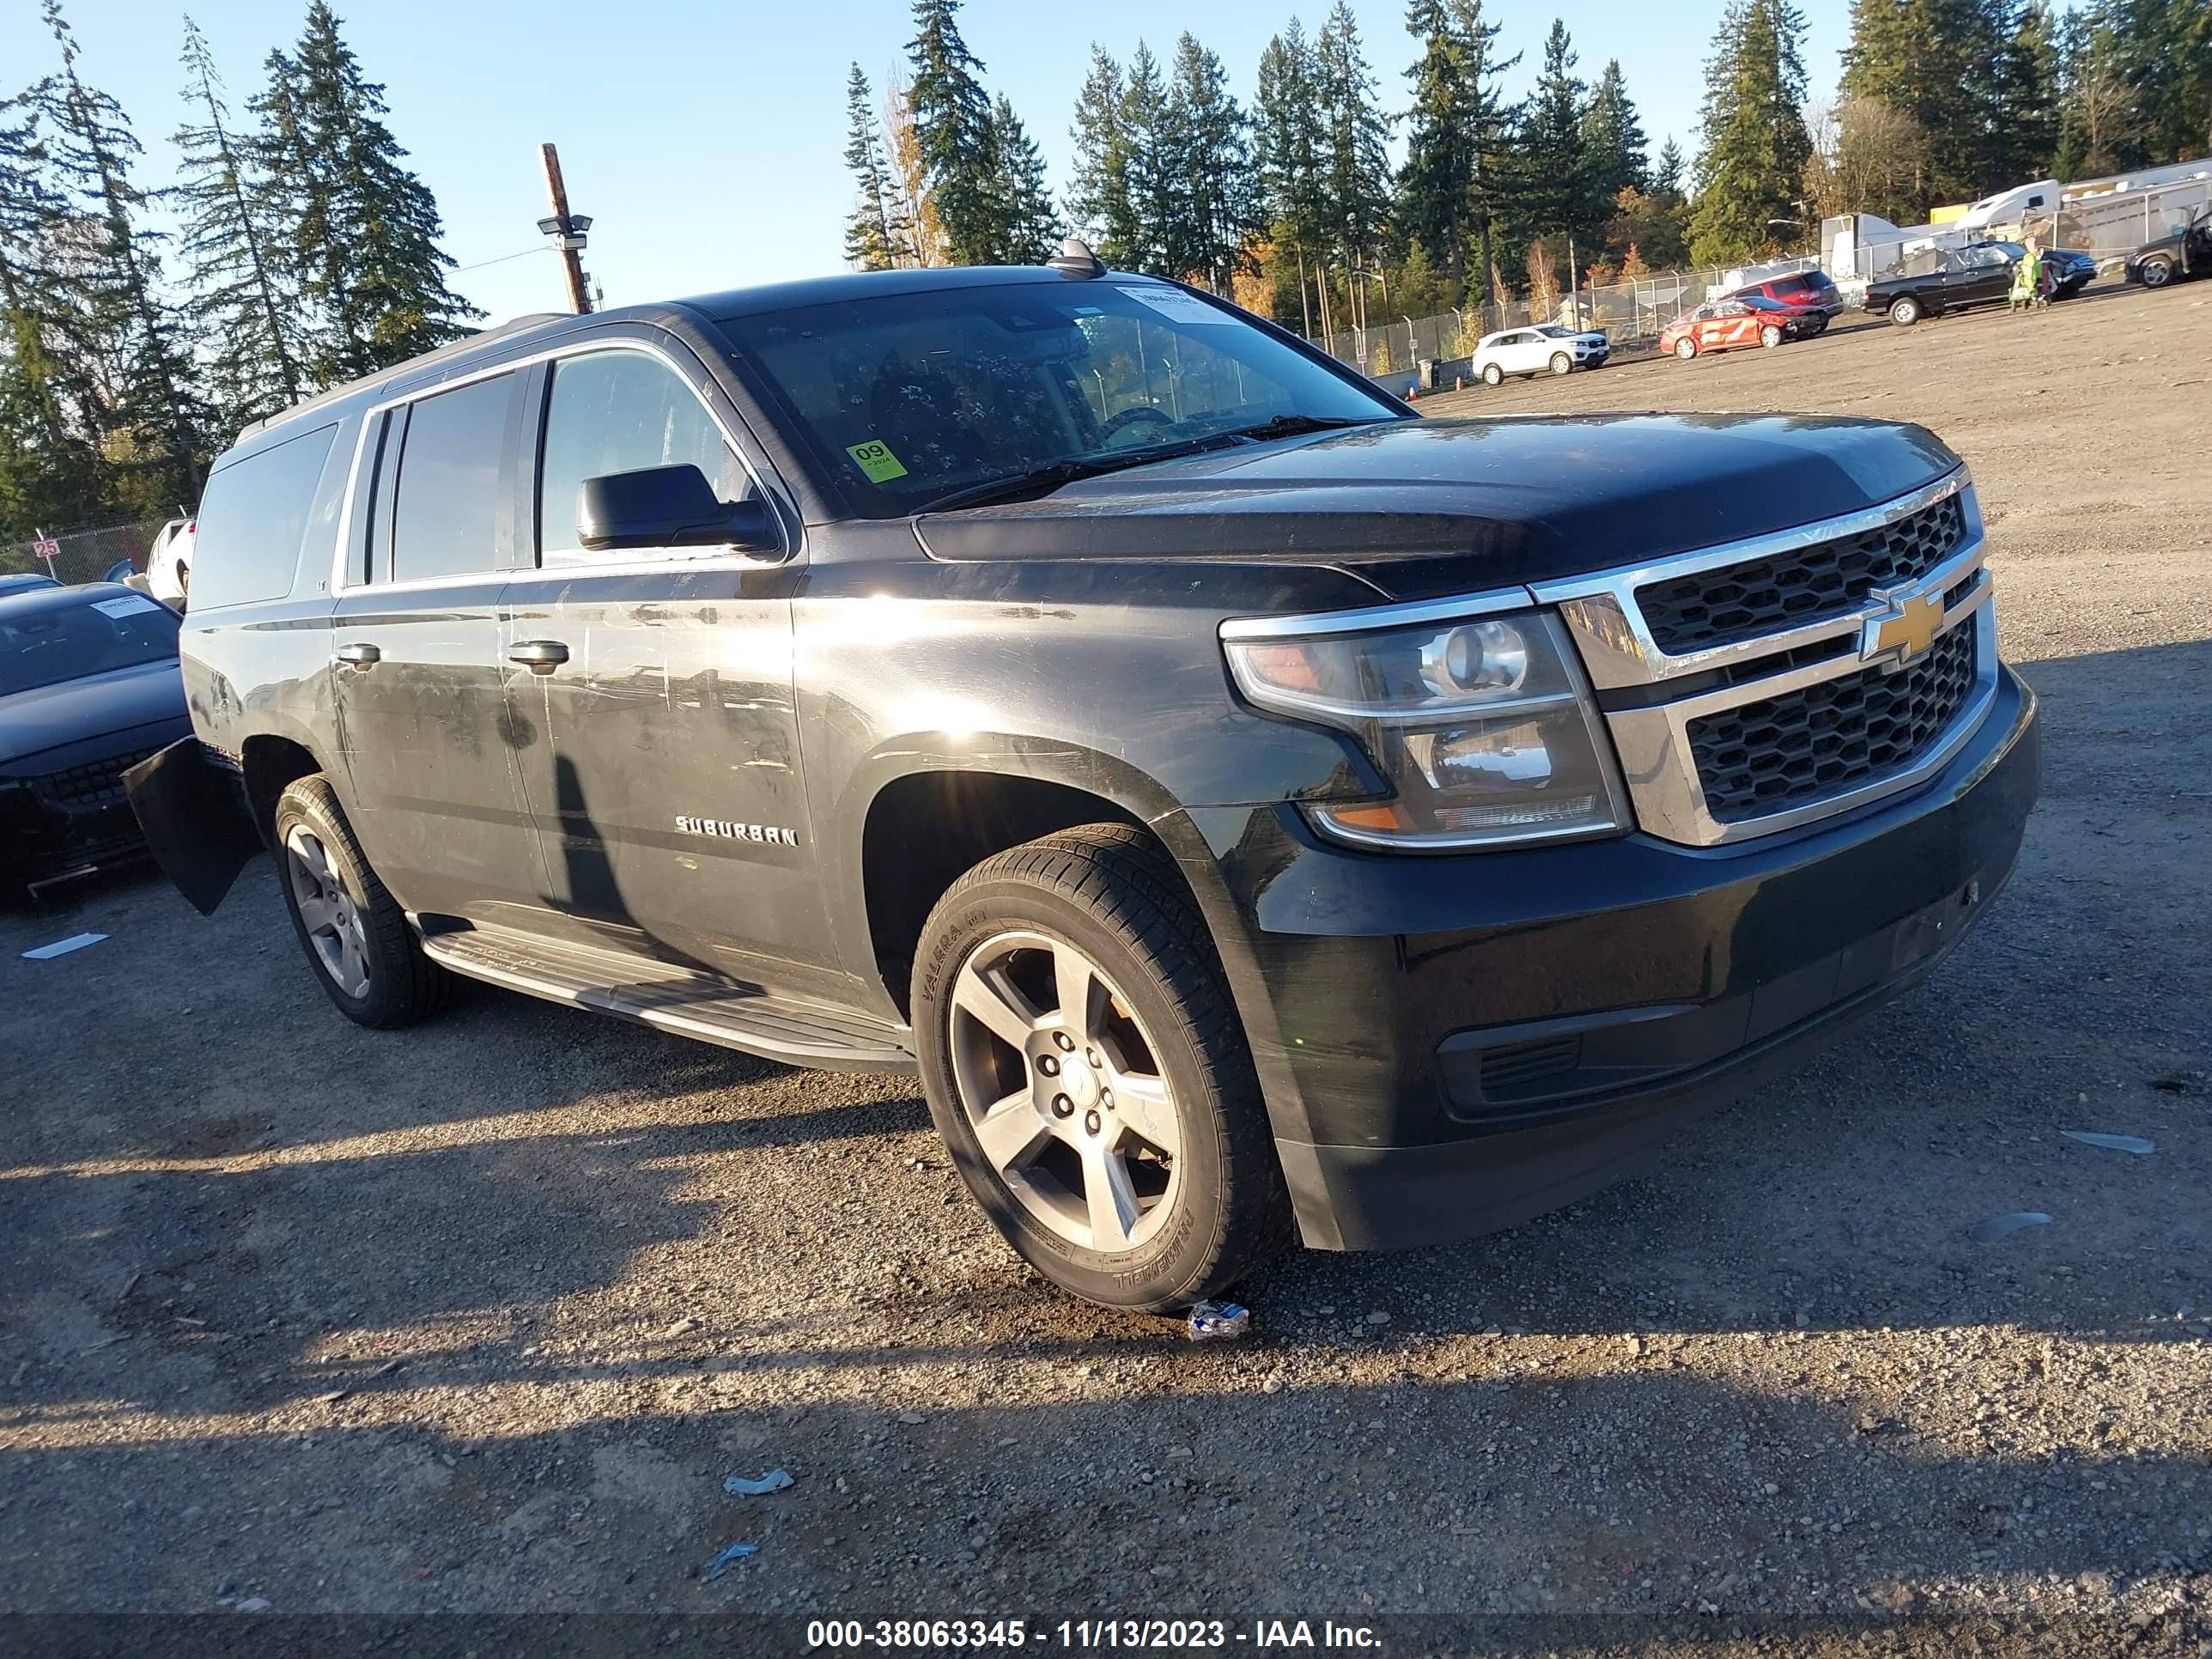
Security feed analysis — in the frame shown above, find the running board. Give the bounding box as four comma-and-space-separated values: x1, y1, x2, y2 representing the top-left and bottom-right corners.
419, 927, 915, 1073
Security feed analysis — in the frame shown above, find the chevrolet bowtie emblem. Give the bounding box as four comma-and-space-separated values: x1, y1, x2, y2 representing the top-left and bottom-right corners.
1861, 589, 1945, 666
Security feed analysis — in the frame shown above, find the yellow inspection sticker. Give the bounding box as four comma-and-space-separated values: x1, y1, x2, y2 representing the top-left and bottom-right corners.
845, 440, 908, 483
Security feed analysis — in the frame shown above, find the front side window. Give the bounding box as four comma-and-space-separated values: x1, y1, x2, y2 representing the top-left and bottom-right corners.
720, 279, 1400, 517
386, 373, 516, 584
537, 349, 755, 564
0, 591, 179, 696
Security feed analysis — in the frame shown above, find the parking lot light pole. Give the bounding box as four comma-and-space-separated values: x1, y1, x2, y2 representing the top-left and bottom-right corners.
538, 143, 592, 315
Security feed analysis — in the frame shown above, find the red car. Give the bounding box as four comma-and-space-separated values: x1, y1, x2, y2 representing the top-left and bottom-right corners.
1659, 295, 1800, 359
1727, 269, 1844, 333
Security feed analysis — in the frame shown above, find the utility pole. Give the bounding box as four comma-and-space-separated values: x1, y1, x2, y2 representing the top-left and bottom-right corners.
537, 143, 592, 315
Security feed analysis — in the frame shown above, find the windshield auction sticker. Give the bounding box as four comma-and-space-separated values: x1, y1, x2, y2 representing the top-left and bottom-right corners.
846, 440, 909, 483
92, 594, 161, 617
1115, 286, 1235, 325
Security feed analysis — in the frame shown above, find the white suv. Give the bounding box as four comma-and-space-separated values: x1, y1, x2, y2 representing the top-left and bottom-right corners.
146, 517, 195, 606
1473, 325, 1610, 385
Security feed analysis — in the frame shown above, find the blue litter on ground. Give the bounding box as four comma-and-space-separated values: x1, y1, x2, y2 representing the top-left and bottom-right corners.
2062, 1130, 2155, 1155
702, 1540, 757, 1580
1188, 1301, 1250, 1340
1971, 1212, 2053, 1243
724, 1468, 793, 1496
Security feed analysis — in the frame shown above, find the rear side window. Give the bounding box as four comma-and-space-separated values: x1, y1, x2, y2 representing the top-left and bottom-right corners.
386, 374, 517, 583
189, 422, 340, 611
536, 349, 753, 565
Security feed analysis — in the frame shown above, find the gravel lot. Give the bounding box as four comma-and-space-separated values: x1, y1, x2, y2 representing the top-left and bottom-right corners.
3, 282, 2208, 1656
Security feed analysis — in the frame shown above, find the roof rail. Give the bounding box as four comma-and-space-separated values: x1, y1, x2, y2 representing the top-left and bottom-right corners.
233, 313, 573, 443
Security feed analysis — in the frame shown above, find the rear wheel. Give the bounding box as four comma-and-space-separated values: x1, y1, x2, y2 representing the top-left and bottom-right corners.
1674, 337, 1697, 359
273, 775, 453, 1029
1760, 324, 1784, 349
1481, 362, 1504, 386
1889, 295, 1922, 325
913, 824, 1291, 1310
2138, 256, 2173, 289
1549, 351, 1573, 375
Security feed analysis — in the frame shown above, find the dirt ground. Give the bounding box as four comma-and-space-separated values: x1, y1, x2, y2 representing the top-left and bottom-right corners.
3, 282, 2208, 1657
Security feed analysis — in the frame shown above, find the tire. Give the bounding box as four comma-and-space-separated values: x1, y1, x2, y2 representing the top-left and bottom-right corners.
1674, 337, 1697, 359
272, 775, 453, 1029
1760, 325, 1784, 349
1889, 295, 1921, 325
1549, 352, 1573, 375
1806, 314, 1829, 336
913, 823, 1292, 1310
1481, 362, 1504, 386
2138, 257, 2173, 289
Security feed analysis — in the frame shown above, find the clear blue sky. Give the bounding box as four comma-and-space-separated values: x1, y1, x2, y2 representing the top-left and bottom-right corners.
5, 0, 1855, 324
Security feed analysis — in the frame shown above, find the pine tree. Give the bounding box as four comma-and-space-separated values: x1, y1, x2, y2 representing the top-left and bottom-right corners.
1255, 21, 1329, 330
986, 95, 1057, 263
1688, 0, 1814, 265
1515, 20, 1601, 262
1121, 43, 1176, 274
1066, 46, 1139, 261
0, 82, 104, 531
1314, 0, 1395, 325
39, 0, 208, 514
1398, 0, 1514, 297
2097, 0, 2211, 164
273, 4, 475, 385
174, 14, 303, 430
1167, 33, 1254, 294
842, 64, 899, 270
1653, 137, 1687, 199
1841, 0, 2010, 205
1988, 1, 2062, 186
1581, 61, 1649, 202
906, 0, 1002, 265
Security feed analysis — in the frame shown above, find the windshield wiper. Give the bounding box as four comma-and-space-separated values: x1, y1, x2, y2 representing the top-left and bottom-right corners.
1212, 413, 1385, 442
918, 434, 1244, 514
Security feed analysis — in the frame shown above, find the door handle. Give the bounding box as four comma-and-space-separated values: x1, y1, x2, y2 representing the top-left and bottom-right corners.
508, 640, 570, 674
335, 642, 381, 666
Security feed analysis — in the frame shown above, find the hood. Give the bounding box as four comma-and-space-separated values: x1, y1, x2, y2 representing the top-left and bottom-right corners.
914, 413, 1963, 601
0, 659, 187, 768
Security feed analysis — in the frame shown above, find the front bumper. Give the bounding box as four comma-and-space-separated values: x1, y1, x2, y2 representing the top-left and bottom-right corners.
0, 718, 191, 895
1184, 665, 2040, 1250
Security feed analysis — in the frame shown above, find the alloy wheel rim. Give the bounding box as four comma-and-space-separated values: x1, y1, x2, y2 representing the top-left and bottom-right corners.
945, 929, 1181, 1253
285, 824, 370, 999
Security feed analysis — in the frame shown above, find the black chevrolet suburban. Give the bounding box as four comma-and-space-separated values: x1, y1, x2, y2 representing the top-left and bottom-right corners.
131, 253, 2040, 1310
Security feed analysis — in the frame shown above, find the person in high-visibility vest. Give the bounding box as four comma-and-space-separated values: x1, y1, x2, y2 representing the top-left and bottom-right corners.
2009, 239, 2045, 312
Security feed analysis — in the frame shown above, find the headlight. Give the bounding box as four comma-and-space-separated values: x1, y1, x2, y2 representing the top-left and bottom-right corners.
1223, 610, 1628, 849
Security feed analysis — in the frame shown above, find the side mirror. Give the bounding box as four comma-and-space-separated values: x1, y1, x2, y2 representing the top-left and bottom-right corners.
576, 464, 781, 555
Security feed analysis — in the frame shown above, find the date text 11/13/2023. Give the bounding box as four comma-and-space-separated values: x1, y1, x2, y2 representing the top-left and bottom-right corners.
802, 1619, 1382, 1649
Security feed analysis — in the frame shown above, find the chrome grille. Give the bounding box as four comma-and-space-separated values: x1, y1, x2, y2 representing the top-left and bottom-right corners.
1687, 624, 1978, 823
1636, 492, 1967, 654
33, 748, 157, 806
1535, 471, 2002, 848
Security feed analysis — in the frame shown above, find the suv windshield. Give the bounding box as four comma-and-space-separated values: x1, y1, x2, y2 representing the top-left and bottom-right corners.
0, 591, 179, 697
719, 279, 1401, 516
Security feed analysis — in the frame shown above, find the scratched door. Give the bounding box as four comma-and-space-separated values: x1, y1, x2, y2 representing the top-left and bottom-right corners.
495, 343, 838, 994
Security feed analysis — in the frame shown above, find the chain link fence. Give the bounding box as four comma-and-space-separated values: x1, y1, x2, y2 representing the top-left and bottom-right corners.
0, 516, 174, 586
1307, 258, 1830, 389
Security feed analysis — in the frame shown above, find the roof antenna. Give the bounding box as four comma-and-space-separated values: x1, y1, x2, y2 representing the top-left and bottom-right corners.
1048, 237, 1105, 279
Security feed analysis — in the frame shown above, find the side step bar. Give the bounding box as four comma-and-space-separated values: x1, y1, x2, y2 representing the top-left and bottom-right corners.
420, 927, 915, 1074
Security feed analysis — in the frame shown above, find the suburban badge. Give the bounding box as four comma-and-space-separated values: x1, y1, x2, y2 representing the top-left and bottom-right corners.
674, 815, 799, 847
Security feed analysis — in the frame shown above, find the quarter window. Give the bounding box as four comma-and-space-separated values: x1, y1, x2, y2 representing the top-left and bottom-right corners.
537, 349, 753, 564
386, 373, 517, 583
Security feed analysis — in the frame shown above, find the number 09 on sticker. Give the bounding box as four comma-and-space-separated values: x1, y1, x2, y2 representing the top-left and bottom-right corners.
845, 440, 908, 483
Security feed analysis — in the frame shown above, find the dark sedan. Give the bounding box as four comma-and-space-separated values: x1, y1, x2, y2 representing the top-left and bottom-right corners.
2127, 205, 2211, 289
1, 582, 191, 899
1865, 241, 2021, 325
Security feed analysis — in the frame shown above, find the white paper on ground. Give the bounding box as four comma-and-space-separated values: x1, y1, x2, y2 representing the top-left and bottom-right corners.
21, 932, 107, 959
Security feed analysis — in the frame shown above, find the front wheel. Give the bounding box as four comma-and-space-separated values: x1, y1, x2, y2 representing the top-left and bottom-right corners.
273, 775, 454, 1028
1760, 324, 1784, 349
913, 824, 1291, 1310
1674, 337, 1697, 359
1549, 351, 1573, 375
2138, 257, 2173, 289
1889, 296, 1922, 325
1481, 362, 1504, 386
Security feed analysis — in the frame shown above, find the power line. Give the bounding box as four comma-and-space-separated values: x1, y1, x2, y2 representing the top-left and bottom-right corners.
453, 246, 554, 273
